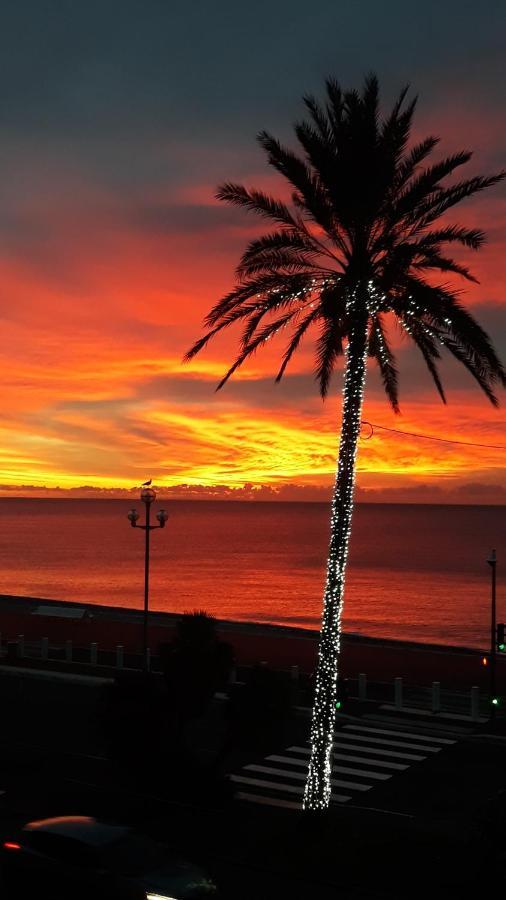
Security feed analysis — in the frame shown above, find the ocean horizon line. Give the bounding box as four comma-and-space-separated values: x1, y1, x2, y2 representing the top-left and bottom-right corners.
0, 495, 504, 508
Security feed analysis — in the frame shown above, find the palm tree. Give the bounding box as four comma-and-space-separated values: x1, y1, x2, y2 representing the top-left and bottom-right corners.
185, 75, 505, 811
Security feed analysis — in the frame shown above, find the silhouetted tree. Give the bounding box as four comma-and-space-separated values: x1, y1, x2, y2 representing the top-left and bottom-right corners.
160, 611, 233, 738
186, 75, 505, 810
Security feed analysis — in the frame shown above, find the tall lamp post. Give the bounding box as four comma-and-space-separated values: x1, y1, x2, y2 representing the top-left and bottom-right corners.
487, 548, 497, 719
127, 487, 169, 669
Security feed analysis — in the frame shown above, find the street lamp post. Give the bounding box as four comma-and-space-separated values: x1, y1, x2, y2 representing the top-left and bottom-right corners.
127, 487, 169, 669
487, 548, 497, 719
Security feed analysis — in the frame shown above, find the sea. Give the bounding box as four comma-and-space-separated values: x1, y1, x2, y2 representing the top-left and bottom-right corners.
0, 499, 503, 650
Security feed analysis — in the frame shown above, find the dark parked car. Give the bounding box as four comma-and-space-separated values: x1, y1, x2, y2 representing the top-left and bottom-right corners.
2, 816, 217, 899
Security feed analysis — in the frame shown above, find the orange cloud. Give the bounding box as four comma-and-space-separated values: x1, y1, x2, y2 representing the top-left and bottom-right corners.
0, 149, 503, 502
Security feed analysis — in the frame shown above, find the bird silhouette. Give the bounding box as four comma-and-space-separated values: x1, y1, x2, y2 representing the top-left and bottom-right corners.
141, 479, 152, 487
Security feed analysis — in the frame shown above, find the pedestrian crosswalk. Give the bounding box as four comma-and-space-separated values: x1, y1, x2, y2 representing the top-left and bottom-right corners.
343, 723, 455, 744
231, 719, 456, 810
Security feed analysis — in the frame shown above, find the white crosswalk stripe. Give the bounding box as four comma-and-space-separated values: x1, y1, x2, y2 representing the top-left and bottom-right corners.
288, 746, 409, 770
266, 754, 391, 780
231, 718, 457, 810
332, 741, 426, 760
342, 724, 455, 745
334, 731, 441, 753
230, 775, 352, 803
363, 712, 473, 736
245, 764, 372, 792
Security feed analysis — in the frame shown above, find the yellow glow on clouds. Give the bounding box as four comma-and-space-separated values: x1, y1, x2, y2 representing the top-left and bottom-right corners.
0, 243, 503, 499
0, 377, 503, 496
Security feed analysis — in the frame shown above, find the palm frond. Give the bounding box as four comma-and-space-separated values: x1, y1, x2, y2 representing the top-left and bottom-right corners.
379, 98, 419, 192
362, 73, 380, 135
257, 131, 336, 238
216, 183, 299, 229
238, 254, 320, 278
439, 335, 501, 406
185, 275, 315, 362
393, 136, 440, 190
237, 229, 328, 277
382, 84, 411, 133
402, 320, 447, 403
215, 310, 299, 391
412, 250, 478, 283
368, 316, 399, 412
314, 315, 345, 398
239, 305, 270, 350
203, 273, 310, 328
303, 93, 334, 145
413, 225, 485, 250
292, 120, 338, 191
238, 230, 320, 267
185, 303, 261, 361
403, 278, 506, 387
412, 172, 506, 229
324, 78, 343, 135
392, 152, 473, 222
275, 307, 321, 381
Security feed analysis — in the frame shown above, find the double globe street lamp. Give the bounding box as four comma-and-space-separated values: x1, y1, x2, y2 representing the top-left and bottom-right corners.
127, 486, 168, 669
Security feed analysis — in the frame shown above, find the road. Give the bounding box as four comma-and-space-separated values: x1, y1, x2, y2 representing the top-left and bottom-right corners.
1, 705, 506, 898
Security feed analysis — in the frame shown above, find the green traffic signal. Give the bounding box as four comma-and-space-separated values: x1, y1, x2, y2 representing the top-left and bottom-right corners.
499, 643, 505, 652
335, 700, 341, 710
491, 697, 500, 706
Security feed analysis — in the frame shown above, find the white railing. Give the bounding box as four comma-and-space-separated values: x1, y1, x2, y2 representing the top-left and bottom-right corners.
0, 636, 495, 721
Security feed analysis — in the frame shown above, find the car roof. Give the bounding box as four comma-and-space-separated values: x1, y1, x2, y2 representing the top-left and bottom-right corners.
23, 817, 129, 847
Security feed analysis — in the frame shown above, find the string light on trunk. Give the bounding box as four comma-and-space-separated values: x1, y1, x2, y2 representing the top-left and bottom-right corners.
303, 287, 369, 811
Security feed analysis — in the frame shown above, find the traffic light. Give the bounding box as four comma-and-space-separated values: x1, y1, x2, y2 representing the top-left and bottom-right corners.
497, 623, 505, 652
491, 697, 500, 707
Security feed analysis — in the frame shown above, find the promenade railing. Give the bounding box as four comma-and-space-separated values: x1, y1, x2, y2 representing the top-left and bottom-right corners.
0, 634, 491, 721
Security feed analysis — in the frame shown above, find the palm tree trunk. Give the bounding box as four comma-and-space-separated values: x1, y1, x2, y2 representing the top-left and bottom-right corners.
303, 311, 369, 811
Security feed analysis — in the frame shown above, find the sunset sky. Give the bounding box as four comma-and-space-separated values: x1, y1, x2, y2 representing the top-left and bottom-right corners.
0, 0, 504, 503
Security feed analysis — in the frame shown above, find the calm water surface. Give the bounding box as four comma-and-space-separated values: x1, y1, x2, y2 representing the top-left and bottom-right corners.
0, 499, 504, 649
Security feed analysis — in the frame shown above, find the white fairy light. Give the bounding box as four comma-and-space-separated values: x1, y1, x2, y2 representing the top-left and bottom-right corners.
374, 320, 389, 366
303, 285, 369, 811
